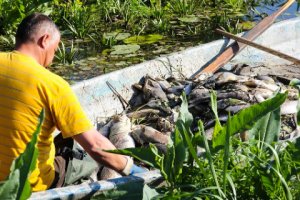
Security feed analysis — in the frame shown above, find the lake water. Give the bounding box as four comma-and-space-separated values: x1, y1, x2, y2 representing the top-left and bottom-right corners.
50, 1, 300, 83
256, 0, 299, 20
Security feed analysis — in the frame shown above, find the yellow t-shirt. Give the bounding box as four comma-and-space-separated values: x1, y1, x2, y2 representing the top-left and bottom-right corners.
0, 51, 93, 191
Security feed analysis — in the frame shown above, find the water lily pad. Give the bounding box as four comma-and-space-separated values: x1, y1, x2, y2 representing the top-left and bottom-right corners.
178, 15, 200, 23
87, 57, 98, 61
110, 44, 140, 55
81, 66, 92, 71
124, 34, 163, 45
115, 61, 127, 66
101, 49, 110, 55
238, 21, 256, 30
103, 32, 131, 41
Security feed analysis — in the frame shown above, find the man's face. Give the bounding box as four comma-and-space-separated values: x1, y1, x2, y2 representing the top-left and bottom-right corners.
44, 34, 60, 67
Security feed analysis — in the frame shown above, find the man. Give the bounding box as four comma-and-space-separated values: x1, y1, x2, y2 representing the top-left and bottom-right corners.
0, 13, 144, 191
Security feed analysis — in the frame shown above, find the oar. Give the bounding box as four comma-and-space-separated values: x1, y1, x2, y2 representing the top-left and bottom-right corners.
215, 28, 300, 65
190, 0, 295, 79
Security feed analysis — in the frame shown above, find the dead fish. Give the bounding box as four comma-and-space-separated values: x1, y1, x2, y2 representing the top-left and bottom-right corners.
156, 79, 172, 91
225, 104, 250, 113
167, 85, 185, 95
145, 99, 172, 115
157, 117, 173, 133
184, 83, 193, 95
217, 90, 252, 102
189, 86, 210, 103
132, 83, 143, 91
143, 78, 168, 101
167, 93, 176, 100
256, 75, 275, 84
129, 93, 145, 107
127, 108, 161, 119
98, 120, 113, 137
100, 167, 120, 180
101, 114, 135, 180
281, 100, 297, 115
109, 115, 135, 148
213, 72, 249, 86
214, 72, 239, 85
242, 79, 279, 91
131, 125, 170, 145
195, 72, 213, 81
221, 83, 249, 92
217, 98, 248, 110
252, 88, 274, 102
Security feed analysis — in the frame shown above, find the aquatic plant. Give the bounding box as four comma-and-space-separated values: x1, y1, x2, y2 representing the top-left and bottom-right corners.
60, 0, 94, 39
168, 0, 200, 16
0, 0, 295, 78
54, 41, 77, 65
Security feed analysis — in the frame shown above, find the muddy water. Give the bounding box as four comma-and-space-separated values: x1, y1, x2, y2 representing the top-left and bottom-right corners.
50, 37, 200, 84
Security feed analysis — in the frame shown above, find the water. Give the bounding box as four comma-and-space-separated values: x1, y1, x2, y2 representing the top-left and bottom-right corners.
256, 0, 300, 20
50, 1, 300, 83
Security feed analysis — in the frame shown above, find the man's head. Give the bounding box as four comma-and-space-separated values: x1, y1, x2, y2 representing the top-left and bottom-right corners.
15, 13, 60, 67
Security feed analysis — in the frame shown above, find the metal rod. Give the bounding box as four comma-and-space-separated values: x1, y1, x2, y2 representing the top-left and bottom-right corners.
106, 81, 129, 110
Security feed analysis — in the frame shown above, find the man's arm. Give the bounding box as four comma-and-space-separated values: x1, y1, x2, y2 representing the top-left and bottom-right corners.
73, 129, 128, 173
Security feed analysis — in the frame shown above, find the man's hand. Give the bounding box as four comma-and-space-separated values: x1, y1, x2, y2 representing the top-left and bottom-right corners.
73, 129, 128, 172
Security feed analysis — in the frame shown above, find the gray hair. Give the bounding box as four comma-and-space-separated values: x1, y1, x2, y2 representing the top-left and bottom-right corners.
15, 13, 60, 47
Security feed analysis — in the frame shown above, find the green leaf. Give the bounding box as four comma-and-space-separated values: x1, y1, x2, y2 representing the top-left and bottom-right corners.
0, 170, 19, 200
15, 109, 44, 200
162, 142, 175, 185
172, 127, 186, 182
178, 15, 201, 23
210, 91, 223, 142
0, 109, 44, 200
260, 174, 274, 197
106, 146, 161, 169
103, 32, 131, 41
178, 93, 193, 129
222, 113, 231, 194
289, 79, 300, 126
202, 121, 224, 198
248, 108, 281, 146
124, 34, 163, 45
110, 44, 140, 55
213, 92, 287, 148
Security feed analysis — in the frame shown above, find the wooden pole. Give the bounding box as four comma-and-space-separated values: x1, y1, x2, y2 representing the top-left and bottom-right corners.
215, 28, 300, 65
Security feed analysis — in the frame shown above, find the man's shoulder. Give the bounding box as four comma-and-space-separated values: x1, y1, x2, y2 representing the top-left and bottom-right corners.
38, 69, 70, 93
0, 51, 10, 59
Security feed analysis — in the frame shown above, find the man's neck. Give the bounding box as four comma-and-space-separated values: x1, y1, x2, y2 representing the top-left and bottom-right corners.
15, 43, 43, 66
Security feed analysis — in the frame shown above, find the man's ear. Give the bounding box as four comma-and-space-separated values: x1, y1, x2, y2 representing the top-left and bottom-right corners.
37, 34, 51, 49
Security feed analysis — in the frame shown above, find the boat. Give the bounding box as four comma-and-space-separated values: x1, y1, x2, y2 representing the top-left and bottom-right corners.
30, 17, 300, 199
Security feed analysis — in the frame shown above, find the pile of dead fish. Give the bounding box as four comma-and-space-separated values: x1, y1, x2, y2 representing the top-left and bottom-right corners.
98, 65, 299, 179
